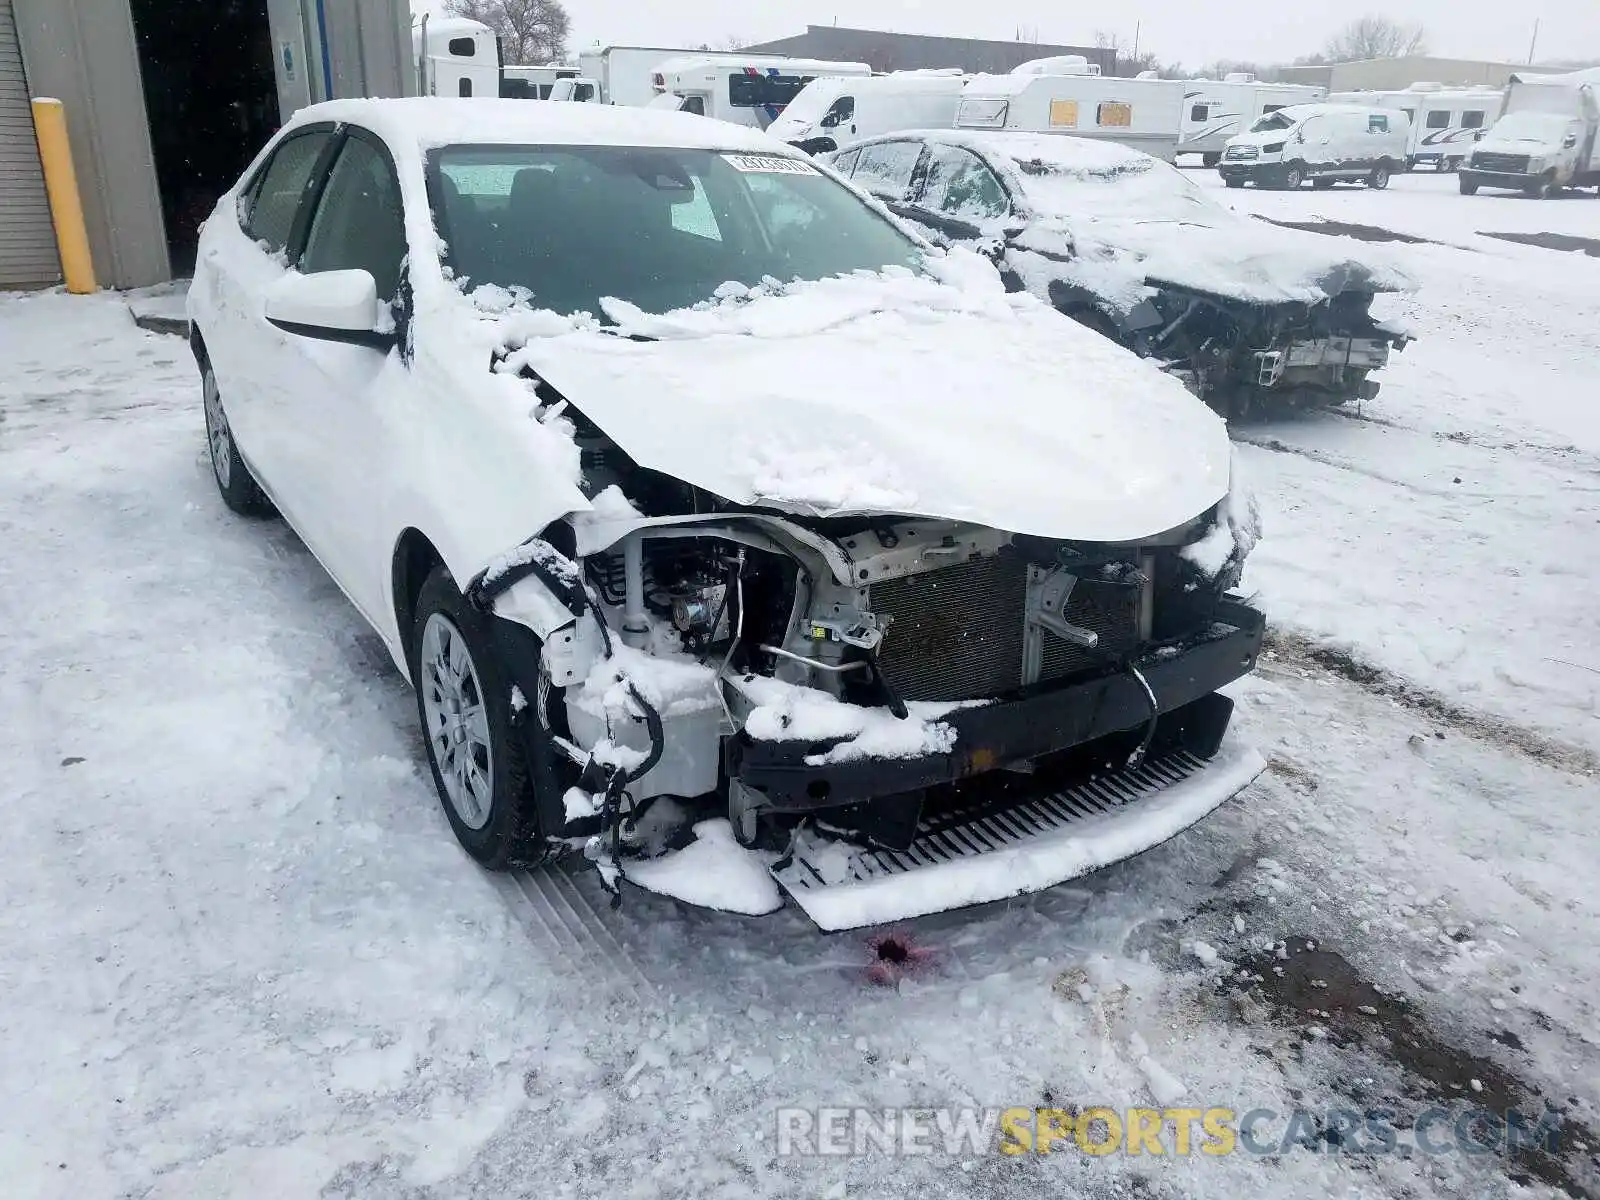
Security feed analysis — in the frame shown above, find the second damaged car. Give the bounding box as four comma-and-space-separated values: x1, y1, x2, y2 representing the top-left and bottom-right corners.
827, 130, 1415, 419
189, 99, 1267, 929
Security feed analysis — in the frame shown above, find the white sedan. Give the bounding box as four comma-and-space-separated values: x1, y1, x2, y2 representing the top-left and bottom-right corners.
189, 99, 1266, 929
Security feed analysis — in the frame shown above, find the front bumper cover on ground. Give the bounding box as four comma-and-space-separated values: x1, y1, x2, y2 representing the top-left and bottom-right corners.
727, 599, 1265, 814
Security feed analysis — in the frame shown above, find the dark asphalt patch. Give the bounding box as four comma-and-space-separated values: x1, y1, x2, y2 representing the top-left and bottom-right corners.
1255, 216, 1437, 246
1478, 231, 1600, 258
1231, 936, 1598, 1198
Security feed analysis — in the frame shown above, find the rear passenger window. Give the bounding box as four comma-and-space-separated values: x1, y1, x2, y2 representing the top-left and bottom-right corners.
851, 141, 923, 201
1461, 110, 1485, 129
1368, 114, 1389, 133
1426, 110, 1450, 128
240, 130, 333, 255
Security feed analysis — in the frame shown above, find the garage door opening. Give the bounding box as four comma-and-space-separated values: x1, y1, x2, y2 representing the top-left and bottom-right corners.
129, 0, 280, 276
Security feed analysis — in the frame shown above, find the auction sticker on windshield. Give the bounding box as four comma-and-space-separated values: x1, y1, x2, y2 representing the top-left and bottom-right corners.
723, 153, 820, 175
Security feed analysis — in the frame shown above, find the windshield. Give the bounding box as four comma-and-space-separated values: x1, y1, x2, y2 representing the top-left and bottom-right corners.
431, 145, 923, 317
1248, 111, 1295, 133
1489, 111, 1577, 142
1012, 155, 1228, 225
774, 81, 840, 126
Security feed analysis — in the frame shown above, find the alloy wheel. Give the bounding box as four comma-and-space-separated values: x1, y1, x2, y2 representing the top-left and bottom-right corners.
203, 371, 232, 489
420, 612, 495, 830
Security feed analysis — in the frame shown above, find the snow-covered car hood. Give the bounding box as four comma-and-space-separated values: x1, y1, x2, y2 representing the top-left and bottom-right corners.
1012, 211, 1413, 315
494, 262, 1231, 544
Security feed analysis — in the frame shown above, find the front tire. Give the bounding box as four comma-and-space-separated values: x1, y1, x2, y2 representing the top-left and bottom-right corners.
1202, 153, 1221, 168
1312, 177, 1335, 190
201, 362, 273, 516
410, 567, 546, 868
1459, 175, 1480, 195
1224, 176, 1244, 188
1281, 164, 1304, 190
1366, 162, 1391, 189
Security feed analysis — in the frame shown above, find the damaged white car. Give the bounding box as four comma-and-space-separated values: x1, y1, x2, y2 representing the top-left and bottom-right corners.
826, 130, 1415, 419
190, 99, 1267, 930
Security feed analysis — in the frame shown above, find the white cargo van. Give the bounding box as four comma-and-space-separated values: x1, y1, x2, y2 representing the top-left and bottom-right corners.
1180, 75, 1327, 165
1328, 84, 1503, 170
955, 60, 1184, 161
413, 17, 501, 99
648, 56, 873, 130
1461, 69, 1600, 197
767, 71, 968, 154
1219, 103, 1411, 189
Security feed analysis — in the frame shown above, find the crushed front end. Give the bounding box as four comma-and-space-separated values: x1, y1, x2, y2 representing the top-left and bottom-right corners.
478, 425, 1267, 927
1120, 283, 1409, 419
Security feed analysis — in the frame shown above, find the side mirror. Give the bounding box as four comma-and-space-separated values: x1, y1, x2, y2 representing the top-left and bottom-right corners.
265, 269, 394, 351
1563, 133, 1578, 149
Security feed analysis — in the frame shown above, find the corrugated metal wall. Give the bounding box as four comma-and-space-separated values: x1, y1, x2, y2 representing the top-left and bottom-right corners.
0, 0, 60, 289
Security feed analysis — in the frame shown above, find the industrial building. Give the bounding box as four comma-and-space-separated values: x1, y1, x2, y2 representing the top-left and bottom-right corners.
743, 25, 1115, 78
1276, 56, 1528, 92
1, 0, 413, 291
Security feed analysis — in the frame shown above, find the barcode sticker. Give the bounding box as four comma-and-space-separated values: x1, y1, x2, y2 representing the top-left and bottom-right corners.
722, 153, 820, 175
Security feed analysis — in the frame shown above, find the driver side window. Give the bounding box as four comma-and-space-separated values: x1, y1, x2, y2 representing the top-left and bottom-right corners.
300, 132, 407, 302
849, 140, 923, 202
822, 96, 855, 128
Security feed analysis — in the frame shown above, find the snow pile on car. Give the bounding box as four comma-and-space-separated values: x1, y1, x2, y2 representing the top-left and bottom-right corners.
938, 131, 1417, 314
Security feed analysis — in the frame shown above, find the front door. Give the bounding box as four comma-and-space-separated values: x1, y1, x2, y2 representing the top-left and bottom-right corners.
273, 128, 411, 624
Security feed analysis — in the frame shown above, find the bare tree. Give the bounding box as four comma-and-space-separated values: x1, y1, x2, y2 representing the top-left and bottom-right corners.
1322, 16, 1427, 62
445, 0, 570, 65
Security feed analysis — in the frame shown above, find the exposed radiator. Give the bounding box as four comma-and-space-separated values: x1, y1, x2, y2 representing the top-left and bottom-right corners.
869, 555, 1028, 703
1040, 577, 1141, 680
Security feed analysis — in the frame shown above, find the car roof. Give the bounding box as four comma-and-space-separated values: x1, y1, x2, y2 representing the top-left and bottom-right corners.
281, 97, 789, 155
847, 128, 1155, 173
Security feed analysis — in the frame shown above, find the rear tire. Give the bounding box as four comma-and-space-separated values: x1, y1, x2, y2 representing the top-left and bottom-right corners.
1366, 162, 1391, 189
1281, 164, 1304, 190
409, 567, 546, 869
201, 361, 273, 517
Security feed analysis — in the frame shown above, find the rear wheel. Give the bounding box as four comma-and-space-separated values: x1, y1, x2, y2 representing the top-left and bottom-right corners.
1281, 164, 1304, 190
201, 361, 273, 516
1366, 162, 1391, 189
410, 567, 546, 868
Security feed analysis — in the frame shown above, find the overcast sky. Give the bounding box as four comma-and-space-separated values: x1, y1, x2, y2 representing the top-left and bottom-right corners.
417, 0, 1598, 67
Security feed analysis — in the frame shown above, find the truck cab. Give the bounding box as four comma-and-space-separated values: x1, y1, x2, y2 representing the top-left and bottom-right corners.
767, 71, 968, 155
413, 16, 501, 99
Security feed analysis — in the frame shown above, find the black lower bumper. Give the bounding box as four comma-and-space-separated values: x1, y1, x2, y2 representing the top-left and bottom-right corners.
728, 599, 1265, 813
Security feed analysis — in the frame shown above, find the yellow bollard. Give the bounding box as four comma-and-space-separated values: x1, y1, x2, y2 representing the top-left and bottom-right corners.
31, 97, 96, 295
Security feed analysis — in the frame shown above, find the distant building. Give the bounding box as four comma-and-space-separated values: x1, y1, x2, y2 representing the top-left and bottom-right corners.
1276, 56, 1528, 92
742, 25, 1115, 77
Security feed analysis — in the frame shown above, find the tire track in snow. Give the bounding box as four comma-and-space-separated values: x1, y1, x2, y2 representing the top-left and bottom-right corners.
497, 863, 657, 1000
1261, 632, 1600, 777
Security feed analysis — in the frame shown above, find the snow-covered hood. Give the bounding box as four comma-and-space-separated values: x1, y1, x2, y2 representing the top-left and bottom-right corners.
492, 261, 1231, 544
1012, 211, 1413, 315
1472, 132, 1570, 156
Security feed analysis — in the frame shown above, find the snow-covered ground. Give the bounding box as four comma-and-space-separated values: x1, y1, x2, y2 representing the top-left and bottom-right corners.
2, 171, 1598, 1200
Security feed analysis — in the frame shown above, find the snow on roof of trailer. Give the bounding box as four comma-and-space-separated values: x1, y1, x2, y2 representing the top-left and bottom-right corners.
963, 70, 1177, 97
284, 98, 785, 154
654, 55, 872, 76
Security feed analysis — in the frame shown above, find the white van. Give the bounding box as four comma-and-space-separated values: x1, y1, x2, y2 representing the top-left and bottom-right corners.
1180, 75, 1328, 165
413, 16, 501, 99
1219, 103, 1411, 189
955, 61, 1184, 161
766, 72, 968, 154
1462, 70, 1600, 197
1328, 84, 1503, 170
648, 56, 873, 130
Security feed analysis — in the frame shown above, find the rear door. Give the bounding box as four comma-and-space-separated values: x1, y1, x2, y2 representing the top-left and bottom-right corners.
269, 126, 411, 621
906, 143, 1011, 240
200, 123, 339, 504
